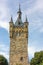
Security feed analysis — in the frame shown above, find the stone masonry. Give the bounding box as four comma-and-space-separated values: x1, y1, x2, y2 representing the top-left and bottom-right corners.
9, 5, 29, 65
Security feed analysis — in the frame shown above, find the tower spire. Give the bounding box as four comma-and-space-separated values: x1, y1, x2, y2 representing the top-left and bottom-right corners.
10, 16, 13, 22
25, 16, 28, 22
19, 4, 21, 12
15, 4, 23, 26
18, 4, 22, 14
17, 4, 22, 19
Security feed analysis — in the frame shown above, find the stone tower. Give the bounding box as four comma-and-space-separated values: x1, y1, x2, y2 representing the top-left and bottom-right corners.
9, 5, 29, 65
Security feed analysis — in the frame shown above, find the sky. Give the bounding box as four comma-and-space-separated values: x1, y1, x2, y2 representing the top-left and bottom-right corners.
0, 0, 43, 62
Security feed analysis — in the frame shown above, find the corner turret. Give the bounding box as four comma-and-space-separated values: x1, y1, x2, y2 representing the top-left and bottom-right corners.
9, 17, 14, 38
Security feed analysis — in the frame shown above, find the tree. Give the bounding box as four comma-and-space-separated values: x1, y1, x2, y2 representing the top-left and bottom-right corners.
30, 51, 43, 65
0, 55, 8, 65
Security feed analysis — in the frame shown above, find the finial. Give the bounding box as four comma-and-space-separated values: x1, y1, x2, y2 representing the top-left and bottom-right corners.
19, 4, 21, 11
10, 16, 13, 22
17, 4, 22, 14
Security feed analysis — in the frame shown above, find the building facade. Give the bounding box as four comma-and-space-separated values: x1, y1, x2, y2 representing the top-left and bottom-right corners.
9, 5, 29, 65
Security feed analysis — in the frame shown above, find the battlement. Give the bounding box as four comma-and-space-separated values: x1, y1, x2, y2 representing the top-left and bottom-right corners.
9, 21, 28, 38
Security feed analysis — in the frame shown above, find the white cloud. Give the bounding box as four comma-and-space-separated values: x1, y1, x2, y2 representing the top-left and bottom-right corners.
26, 0, 43, 15
23, 0, 43, 15
36, 0, 43, 10
0, 0, 10, 32
29, 0, 43, 33
29, 19, 43, 33
40, 28, 43, 33
28, 45, 43, 60
0, 0, 10, 19
0, 44, 9, 52
0, 21, 9, 32
28, 46, 35, 58
28, 39, 43, 60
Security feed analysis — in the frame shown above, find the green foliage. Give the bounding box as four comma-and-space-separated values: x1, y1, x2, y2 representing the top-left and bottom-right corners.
30, 51, 43, 65
0, 55, 8, 65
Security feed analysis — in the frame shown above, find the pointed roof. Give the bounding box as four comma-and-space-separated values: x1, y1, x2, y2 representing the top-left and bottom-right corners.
10, 16, 13, 22
11, 17, 13, 22
15, 4, 23, 26
25, 16, 28, 22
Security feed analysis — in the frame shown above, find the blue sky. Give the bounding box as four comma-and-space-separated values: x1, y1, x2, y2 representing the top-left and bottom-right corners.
0, 0, 43, 61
